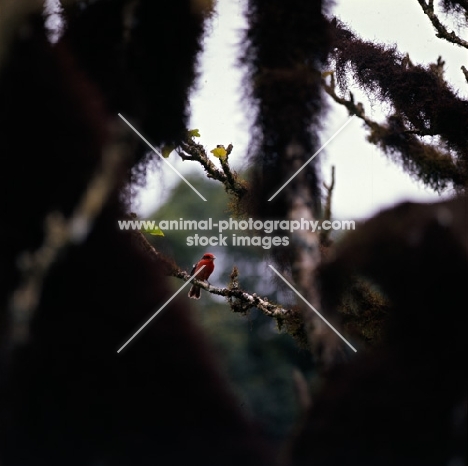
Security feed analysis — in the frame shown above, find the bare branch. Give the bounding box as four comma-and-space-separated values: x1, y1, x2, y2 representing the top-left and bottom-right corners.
416, 0, 468, 48
322, 165, 335, 222
320, 165, 335, 246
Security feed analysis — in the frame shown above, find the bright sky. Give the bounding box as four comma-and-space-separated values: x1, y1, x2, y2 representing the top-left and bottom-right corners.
136, 0, 467, 219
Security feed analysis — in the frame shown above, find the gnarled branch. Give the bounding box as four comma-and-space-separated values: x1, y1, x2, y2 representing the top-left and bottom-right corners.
321, 72, 467, 190
416, 0, 468, 48
177, 136, 248, 203
133, 230, 298, 324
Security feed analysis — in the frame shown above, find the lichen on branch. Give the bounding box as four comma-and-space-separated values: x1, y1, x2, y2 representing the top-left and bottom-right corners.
174, 133, 248, 203
133, 229, 308, 341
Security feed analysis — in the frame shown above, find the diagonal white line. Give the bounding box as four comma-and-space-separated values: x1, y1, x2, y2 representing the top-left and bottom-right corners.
118, 113, 207, 201
268, 116, 355, 201
117, 265, 206, 353
268, 265, 357, 352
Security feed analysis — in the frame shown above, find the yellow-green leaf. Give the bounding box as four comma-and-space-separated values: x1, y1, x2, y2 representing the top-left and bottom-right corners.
161, 145, 175, 158
210, 146, 227, 158
144, 227, 165, 236
187, 128, 201, 138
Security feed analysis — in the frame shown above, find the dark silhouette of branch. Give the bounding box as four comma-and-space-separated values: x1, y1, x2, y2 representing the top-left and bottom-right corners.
8, 121, 130, 346
416, 0, 468, 48
462, 65, 468, 84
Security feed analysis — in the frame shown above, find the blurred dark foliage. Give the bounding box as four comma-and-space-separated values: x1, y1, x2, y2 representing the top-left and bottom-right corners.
64, 0, 213, 182
440, 0, 468, 22
330, 19, 468, 165
367, 114, 467, 191
0, 16, 107, 313
0, 3, 274, 465
0, 1, 467, 465
293, 196, 468, 466
241, 0, 332, 222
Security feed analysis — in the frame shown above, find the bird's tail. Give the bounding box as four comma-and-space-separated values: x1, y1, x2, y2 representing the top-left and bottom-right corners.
188, 285, 201, 299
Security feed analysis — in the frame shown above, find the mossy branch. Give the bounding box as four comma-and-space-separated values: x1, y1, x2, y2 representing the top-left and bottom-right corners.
176, 135, 248, 202
175, 268, 293, 319
133, 230, 303, 334
321, 72, 467, 190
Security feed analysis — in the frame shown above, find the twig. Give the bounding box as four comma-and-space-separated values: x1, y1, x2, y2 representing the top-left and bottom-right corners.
177, 136, 248, 201
322, 165, 335, 222
462, 66, 468, 84
320, 165, 335, 246
321, 72, 379, 129
416, 0, 468, 49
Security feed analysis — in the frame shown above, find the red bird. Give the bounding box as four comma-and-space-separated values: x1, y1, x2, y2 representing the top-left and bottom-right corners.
188, 252, 216, 299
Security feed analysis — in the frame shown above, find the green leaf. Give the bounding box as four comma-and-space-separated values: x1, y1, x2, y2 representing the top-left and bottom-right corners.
161, 145, 175, 158
187, 128, 201, 138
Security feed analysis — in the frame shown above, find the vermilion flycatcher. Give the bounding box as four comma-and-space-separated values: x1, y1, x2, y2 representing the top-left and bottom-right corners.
188, 252, 216, 299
